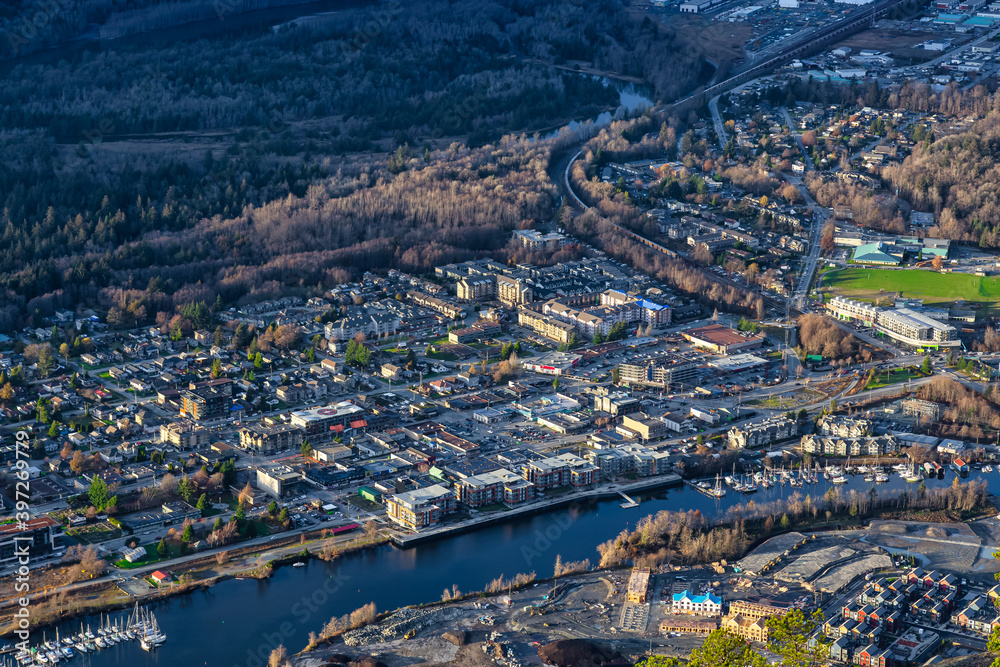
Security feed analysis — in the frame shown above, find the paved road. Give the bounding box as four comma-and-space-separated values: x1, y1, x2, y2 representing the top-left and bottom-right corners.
915, 25, 1000, 69
780, 107, 814, 172
783, 174, 828, 310
709, 95, 727, 150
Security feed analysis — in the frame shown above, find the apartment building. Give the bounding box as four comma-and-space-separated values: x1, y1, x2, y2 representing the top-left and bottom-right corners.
520, 453, 597, 490
618, 355, 700, 390
454, 468, 536, 507
386, 484, 457, 530
290, 402, 366, 445
239, 423, 304, 453
0, 517, 61, 566
159, 422, 211, 449
517, 306, 576, 345
180, 387, 230, 421
827, 297, 959, 348
727, 416, 797, 449
456, 277, 496, 302
496, 275, 533, 306
513, 229, 572, 251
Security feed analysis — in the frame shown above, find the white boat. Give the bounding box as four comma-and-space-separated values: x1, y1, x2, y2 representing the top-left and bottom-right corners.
292, 562, 306, 567
984, 465, 994, 473
831, 475, 848, 484
874, 472, 890, 483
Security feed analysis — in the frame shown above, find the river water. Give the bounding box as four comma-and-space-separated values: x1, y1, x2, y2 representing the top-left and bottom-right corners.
31, 467, 999, 667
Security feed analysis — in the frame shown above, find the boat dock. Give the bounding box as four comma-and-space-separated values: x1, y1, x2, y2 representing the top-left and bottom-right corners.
618, 490, 638, 508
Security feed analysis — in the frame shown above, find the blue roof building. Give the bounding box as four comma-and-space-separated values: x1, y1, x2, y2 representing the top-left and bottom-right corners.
672, 589, 723, 615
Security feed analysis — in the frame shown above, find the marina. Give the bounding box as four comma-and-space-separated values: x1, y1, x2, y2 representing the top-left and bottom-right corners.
3, 606, 164, 666
5, 467, 995, 667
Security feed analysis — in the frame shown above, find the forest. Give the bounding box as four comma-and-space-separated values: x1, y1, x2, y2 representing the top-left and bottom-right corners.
882, 113, 1000, 247
0, 0, 713, 331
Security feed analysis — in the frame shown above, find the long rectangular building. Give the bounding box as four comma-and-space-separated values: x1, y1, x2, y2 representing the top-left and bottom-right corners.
827, 296, 959, 348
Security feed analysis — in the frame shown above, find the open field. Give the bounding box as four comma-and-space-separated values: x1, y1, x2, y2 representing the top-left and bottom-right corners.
824, 268, 1000, 313
863, 366, 925, 390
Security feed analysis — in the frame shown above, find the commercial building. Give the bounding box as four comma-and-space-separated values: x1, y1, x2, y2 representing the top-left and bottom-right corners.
728, 416, 797, 449
522, 351, 582, 376
315, 444, 353, 463
627, 567, 651, 603
255, 465, 305, 498
386, 484, 457, 530
707, 353, 768, 373
239, 423, 304, 453
0, 517, 61, 566
290, 402, 366, 445
683, 324, 764, 354
591, 390, 641, 416
621, 412, 667, 442
618, 355, 700, 390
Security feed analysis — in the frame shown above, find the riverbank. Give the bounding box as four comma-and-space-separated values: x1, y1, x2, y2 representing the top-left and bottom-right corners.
13, 468, 998, 667
390, 474, 683, 548
0, 527, 389, 637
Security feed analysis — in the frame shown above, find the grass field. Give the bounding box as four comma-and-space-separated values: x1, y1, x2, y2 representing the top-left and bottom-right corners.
824, 268, 1000, 313
863, 367, 923, 390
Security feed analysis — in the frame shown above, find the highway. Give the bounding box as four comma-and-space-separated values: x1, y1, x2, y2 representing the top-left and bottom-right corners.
658, 0, 902, 117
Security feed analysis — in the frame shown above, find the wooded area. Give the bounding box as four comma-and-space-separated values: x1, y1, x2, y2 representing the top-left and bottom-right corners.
0, 0, 712, 331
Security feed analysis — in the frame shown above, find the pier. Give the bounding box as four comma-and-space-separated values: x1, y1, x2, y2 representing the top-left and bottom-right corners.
618, 490, 639, 508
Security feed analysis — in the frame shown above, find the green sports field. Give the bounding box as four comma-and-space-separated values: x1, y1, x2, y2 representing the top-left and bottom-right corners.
823, 268, 1000, 313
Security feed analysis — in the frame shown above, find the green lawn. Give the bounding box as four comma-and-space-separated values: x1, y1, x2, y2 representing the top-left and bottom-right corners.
824, 268, 1000, 313
863, 367, 923, 390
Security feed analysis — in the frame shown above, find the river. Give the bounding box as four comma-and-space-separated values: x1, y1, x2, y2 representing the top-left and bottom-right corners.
30, 467, 999, 667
